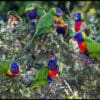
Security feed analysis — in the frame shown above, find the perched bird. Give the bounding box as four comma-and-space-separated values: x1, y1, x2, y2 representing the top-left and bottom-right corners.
73, 32, 100, 58
26, 7, 64, 47
73, 13, 90, 36
73, 32, 89, 56
25, 3, 46, 30
54, 11, 67, 36
53, 7, 67, 36
47, 54, 59, 84
26, 67, 48, 89
7, 10, 22, 33
26, 53, 59, 89
0, 60, 20, 78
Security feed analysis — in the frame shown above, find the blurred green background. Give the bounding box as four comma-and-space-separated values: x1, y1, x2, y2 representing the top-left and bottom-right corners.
0, 1, 100, 23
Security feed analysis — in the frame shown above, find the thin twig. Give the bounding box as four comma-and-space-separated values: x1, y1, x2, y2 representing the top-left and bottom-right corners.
57, 74, 74, 95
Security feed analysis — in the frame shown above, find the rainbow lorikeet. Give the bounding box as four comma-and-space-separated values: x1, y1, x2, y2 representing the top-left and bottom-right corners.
25, 3, 46, 30
73, 32, 100, 58
26, 67, 48, 89
0, 60, 20, 78
73, 13, 89, 36
47, 57, 59, 84
54, 16, 67, 36
73, 32, 89, 56
26, 7, 64, 47
26, 55, 59, 89
53, 7, 67, 36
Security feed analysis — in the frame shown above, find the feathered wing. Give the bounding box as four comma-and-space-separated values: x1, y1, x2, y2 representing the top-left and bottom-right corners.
0, 60, 12, 75
27, 11, 54, 45
82, 32, 100, 58
26, 67, 48, 89
89, 53, 100, 58
36, 7, 46, 17
34, 11, 54, 37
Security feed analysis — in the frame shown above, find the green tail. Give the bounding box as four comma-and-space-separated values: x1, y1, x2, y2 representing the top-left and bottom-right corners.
26, 67, 48, 89
89, 53, 100, 58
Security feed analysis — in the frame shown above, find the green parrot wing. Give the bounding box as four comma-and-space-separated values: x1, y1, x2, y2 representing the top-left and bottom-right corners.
86, 41, 100, 53
89, 53, 100, 58
26, 78, 48, 89
34, 67, 48, 80
82, 33, 100, 57
0, 60, 12, 74
35, 26, 53, 37
32, 11, 54, 39
26, 11, 54, 47
25, 8, 56, 48
26, 67, 48, 88
36, 8, 46, 17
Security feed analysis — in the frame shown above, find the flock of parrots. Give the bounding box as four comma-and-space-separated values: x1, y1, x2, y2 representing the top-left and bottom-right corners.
0, 3, 100, 89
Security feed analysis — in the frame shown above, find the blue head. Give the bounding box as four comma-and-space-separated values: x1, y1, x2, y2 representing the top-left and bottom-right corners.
74, 32, 83, 43
26, 9, 37, 20
48, 59, 58, 70
56, 7, 63, 17
10, 61, 19, 73
74, 13, 81, 21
